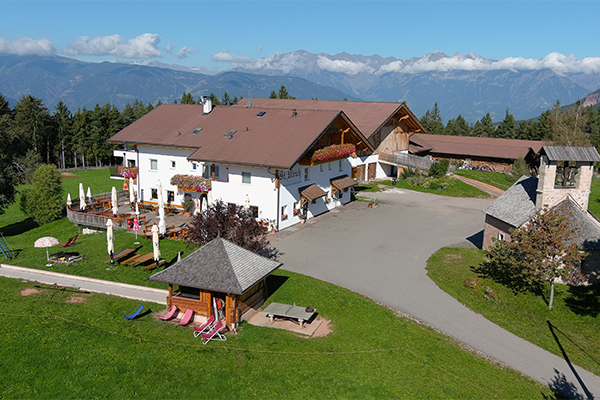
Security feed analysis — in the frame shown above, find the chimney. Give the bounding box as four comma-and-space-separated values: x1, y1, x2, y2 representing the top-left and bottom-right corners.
292, 109, 297, 117
201, 96, 212, 114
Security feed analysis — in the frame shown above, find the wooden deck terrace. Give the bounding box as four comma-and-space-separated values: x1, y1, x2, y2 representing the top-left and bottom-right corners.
67, 195, 193, 239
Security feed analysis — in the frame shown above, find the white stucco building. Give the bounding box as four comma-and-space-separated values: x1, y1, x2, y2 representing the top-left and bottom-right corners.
109, 100, 371, 230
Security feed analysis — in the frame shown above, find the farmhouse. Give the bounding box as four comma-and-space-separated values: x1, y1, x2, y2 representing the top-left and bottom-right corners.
235, 98, 426, 180
409, 133, 548, 173
483, 146, 600, 280
108, 99, 372, 230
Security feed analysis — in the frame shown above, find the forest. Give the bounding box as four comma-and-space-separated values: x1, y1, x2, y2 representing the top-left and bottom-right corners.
1, 87, 599, 215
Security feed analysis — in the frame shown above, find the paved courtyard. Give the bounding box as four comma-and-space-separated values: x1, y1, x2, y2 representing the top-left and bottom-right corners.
271, 188, 600, 398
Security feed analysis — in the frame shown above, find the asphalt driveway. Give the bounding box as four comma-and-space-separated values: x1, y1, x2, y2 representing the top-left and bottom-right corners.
271, 188, 600, 398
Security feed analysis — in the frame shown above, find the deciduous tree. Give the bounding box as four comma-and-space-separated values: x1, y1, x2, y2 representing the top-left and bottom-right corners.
487, 207, 586, 310
187, 199, 270, 254
20, 164, 64, 224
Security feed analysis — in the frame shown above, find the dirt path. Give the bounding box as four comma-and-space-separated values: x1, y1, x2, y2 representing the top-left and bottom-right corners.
452, 174, 505, 198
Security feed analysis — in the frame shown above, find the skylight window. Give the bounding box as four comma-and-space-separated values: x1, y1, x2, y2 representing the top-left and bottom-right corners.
224, 130, 238, 139
190, 127, 202, 135
257, 111, 266, 117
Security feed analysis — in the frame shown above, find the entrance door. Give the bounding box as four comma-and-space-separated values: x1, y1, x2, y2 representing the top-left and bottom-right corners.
368, 163, 377, 180
352, 165, 365, 181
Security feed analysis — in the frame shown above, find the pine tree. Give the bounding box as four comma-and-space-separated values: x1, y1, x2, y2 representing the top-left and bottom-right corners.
277, 85, 290, 99
269, 90, 277, 99
221, 91, 231, 106
494, 109, 516, 138
181, 92, 195, 104
420, 103, 445, 135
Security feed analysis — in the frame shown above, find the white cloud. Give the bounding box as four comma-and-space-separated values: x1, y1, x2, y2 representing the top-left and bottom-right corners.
175, 46, 195, 60
0, 36, 54, 56
64, 33, 162, 59
255, 46, 263, 53
317, 56, 374, 75
379, 52, 600, 75
212, 50, 255, 64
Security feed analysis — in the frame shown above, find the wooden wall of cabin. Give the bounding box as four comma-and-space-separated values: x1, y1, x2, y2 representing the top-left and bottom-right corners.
235, 280, 268, 324
167, 288, 212, 318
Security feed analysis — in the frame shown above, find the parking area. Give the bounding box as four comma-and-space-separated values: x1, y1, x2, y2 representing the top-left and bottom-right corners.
271, 187, 600, 396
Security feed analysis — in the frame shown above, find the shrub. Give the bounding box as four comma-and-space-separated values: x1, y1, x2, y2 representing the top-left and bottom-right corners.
429, 159, 449, 178
401, 167, 417, 180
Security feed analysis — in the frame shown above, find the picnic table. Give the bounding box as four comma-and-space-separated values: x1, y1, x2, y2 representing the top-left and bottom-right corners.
127, 252, 155, 266
105, 248, 135, 263
263, 302, 317, 328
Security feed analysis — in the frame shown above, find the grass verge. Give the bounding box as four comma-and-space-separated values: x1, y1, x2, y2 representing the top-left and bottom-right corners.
453, 169, 514, 190
0, 269, 549, 399
427, 247, 600, 378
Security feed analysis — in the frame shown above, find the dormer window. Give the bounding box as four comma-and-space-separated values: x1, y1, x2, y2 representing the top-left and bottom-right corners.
555, 162, 578, 188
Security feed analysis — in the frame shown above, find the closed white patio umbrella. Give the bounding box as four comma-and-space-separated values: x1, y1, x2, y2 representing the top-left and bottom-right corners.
157, 180, 166, 235
86, 187, 92, 201
152, 224, 160, 261
129, 177, 135, 203
79, 183, 86, 210
106, 219, 115, 261
111, 186, 118, 216
66, 193, 72, 207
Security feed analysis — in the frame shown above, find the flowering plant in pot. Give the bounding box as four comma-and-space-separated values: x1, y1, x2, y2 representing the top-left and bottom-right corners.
170, 174, 211, 192
118, 166, 138, 179
311, 143, 356, 163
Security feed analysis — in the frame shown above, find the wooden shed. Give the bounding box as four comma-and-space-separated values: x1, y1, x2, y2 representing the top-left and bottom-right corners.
148, 238, 282, 329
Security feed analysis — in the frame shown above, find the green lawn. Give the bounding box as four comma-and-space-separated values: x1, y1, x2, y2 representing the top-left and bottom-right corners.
588, 177, 600, 218
0, 270, 549, 399
353, 177, 489, 199
427, 247, 600, 378
453, 169, 514, 190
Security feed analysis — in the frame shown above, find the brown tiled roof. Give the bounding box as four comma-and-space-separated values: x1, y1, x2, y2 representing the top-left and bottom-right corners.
331, 175, 357, 191
236, 98, 425, 138
409, 133, 548, 160
109, 104, 368, 170
299, 184, 327, 201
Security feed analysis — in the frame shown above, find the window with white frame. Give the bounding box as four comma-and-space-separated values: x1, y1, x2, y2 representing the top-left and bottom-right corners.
242, 171, 251, 184
498, 232, 505, 241
127, 159, 136, 167
170, 160, 176, 169
304, 168, 309, 181
150, 159, 158, 171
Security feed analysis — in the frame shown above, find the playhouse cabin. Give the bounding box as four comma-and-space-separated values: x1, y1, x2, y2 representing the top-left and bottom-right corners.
148, 238, 282, 329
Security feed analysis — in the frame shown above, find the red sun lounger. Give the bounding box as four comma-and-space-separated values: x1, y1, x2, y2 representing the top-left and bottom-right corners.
201, 320, 226, 345
178, 309, 194, 326
193, 315, 216, 337
157, 305, 179, 323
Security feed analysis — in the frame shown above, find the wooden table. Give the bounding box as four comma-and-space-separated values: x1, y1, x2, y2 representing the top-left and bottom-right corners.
105, 248, 135, 263
128, 252, 154, 266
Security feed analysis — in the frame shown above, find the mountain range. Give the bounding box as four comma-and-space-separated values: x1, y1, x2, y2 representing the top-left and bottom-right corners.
1, 51, 599, 123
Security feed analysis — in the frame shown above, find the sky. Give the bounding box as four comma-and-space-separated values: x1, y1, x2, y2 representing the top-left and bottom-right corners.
1, 1, 600, 74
